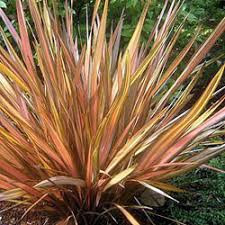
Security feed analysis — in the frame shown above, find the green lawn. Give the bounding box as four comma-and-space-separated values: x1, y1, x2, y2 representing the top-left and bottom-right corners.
152, 155, 225, 225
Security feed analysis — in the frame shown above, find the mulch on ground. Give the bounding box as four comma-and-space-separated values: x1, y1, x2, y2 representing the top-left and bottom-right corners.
0, 202, 53, 225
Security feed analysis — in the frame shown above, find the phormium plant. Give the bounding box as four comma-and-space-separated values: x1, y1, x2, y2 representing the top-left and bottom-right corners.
0, 0, 224, 224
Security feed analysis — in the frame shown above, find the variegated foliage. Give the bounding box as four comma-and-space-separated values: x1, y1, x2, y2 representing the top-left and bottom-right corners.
0, 0, 224, 224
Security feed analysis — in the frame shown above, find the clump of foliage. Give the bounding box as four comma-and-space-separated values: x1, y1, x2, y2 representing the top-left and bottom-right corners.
0, 0, 225, 224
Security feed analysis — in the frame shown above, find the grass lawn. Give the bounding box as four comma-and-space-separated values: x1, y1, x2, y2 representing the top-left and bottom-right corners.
152, 155, 225, 225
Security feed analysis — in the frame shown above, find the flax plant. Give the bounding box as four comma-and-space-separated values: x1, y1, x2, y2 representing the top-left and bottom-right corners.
0, 0, 224, 224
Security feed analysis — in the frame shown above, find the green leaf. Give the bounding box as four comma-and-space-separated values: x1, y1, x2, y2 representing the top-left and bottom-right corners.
0, 1, 6, 8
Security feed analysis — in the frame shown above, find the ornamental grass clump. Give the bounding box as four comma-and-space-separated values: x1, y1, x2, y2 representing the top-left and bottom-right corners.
0, 0, 224, 224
